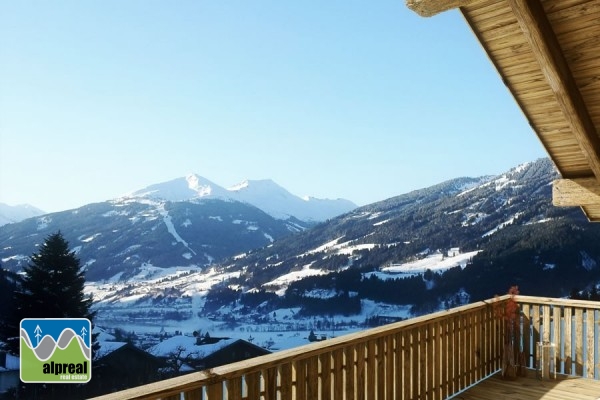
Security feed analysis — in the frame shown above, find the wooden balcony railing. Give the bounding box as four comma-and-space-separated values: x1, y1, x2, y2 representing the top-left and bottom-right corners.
91, 295, 600, 400
517, 296, 600, 380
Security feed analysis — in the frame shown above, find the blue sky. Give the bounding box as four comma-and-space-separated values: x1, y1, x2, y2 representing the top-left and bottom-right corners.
0, 1, 547, 213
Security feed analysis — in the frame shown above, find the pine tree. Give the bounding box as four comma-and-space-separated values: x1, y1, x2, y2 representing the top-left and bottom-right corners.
0, 266, 19, 350
10, 232, 99, 356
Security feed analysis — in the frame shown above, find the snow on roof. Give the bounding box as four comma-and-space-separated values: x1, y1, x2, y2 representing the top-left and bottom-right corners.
97, 341, 127, 358
94, 327, 116, 342
148, 335, 237, 359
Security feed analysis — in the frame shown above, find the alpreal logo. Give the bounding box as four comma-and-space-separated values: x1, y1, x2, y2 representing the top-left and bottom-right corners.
20, 318, 92, 383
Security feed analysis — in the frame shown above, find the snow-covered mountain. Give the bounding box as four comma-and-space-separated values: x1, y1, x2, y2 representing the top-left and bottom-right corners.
0, 203, 45, 227
83, 158, 600, 328
127, 174, 357, 222
4, 159, 600, 338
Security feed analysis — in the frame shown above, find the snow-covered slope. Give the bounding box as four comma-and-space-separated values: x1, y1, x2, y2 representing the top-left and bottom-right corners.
128, 175, 231, 202
228, 179, 357, 221
0, 203, 45, 226
126, 174, 357, 222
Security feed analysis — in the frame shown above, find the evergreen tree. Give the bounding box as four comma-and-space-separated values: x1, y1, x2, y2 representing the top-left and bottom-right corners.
0, 266, 19, 350
9, 232, 98, 356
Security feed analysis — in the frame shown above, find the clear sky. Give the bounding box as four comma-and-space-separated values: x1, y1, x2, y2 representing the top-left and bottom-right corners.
0, 1, 547, 213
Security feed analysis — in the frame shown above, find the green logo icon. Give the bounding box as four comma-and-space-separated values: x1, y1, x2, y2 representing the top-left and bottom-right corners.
20, 318, 91, 383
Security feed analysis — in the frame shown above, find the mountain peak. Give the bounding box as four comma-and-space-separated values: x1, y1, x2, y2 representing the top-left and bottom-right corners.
0, 203, 46, 226
127, 175, 229, 202
125, 175, 357, 222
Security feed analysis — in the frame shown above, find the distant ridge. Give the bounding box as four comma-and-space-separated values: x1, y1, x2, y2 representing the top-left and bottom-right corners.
126, 174, 357, 222
0, 203, 45, 226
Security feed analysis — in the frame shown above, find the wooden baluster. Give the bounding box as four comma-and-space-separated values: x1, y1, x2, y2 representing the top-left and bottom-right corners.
246, 371, 261, 400
402, 330, 411, 400
453, 314, 460, 393
552, 305, 562, 374
345, 346, 356, 400
356, 343, 366, 400
264, 367, 277, 400
321, 352, 332, 400
183, 388, 203, 400
367, 340, 377, 400
419, 326, 427, 398
296, 358, 307, 400
461, 311, 468, 389
413, 327, 426, 398
411, 327, 420, 399
543, 305, 551, 343
207, 382, 223, 400
586, 309, 595, 378
280, 364, 293, 400
385, 335, 394, 400
564, 306, 573, 375
307, 356, 319, 400
532, 305, 540, 370
435, 320, 442, 400
226, 377, 242, 400
333, 349, 344, 400
426, 323, 434, 399
522, 304, 531, 369
575, 308, 584, 376
441, 318, 449, 399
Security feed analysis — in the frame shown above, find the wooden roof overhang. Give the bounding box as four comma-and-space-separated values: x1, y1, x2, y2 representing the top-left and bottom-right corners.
406, 0, 600, 221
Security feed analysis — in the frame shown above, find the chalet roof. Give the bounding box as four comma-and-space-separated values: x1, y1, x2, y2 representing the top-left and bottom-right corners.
407, 0, 600, 221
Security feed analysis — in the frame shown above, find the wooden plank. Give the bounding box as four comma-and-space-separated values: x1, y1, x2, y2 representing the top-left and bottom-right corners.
543, 304, 552, 343
412, 328, 420, 399
279, 363, 293, 400
506, 0, 600, 181
356, 342, 366, 400
226, 376, 242, 400
206, 382, 223, 400
585, 309, 594, 378
435, 320, 442, 400
564, 307, 573, 375
532, 305, 541, 369
189, 389, 206, 400
477, 309, 484, 380
426, 324, 434, 399
385, 335, 394, 400
161, 395, 182, 400
367, 340, 377, 400
453, 314, 460, 392
522, 304, 531, 369
402, 330, 411, 400
441, 318, 448, 399
345, 346, 355, 400
264, 367, 277, 400
552, 305, 562, 374
405, 0, 476, 17
464, 312, 471, 387
307, 356, 319, 400
458, 371, 600, 400
575, 308, 584, 376
553, 177, 600, 206
419, 326, 427, 398
332, 349, 344, 400
395, 333, 404, 400
472, 310, 478, 383
295, 360, 306, 400
320, 352, 332, 400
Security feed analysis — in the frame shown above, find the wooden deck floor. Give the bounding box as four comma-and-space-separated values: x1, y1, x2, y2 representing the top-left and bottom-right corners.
452, 371, 600, 400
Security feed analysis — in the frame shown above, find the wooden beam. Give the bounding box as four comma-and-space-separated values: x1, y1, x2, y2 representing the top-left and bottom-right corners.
506, 0, 600, 182
405, 0, 474, 17
552, 178, 600, 207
